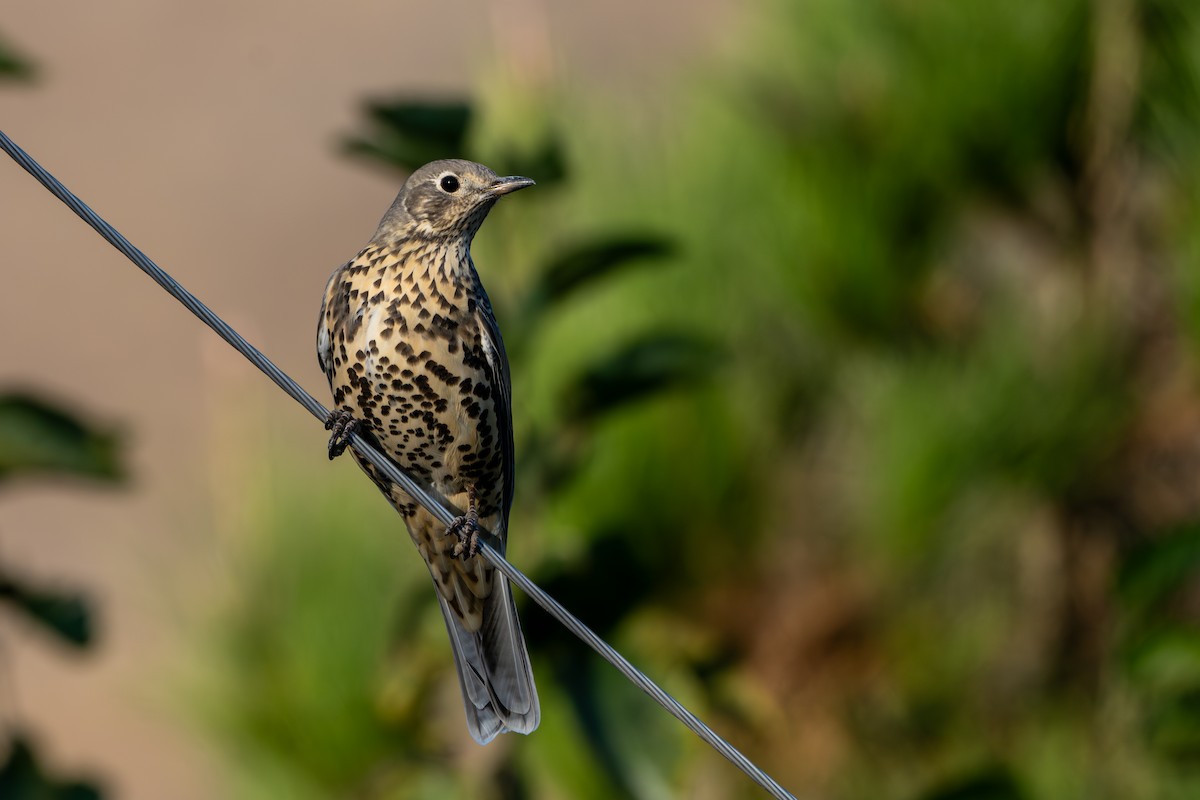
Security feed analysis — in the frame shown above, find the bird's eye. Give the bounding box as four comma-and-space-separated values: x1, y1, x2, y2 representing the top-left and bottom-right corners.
439, 174, 460, 193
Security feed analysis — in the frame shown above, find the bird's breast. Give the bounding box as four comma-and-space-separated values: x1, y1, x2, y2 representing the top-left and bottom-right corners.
345, 275, 503, 509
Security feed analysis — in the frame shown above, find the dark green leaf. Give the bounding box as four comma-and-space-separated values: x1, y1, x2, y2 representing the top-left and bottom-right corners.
0, 393, 123, 482
525, 534, 654, 649
514, 427, 589, 495
1145, 683, 1200, 762
1120, 625, 1200, 690
0, 733, 105, 799
915, 765, 1026, 800
0, 34, 36, 82
343, 100, 472, 172
525, 235, 674, 314
565, 332, 719, 422
0, 570, 94, 648
1117, 523, 1200, 618
494, 136, 568, 188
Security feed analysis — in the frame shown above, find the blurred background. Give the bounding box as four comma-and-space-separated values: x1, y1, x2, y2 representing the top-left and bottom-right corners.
3, 0, 1200, 798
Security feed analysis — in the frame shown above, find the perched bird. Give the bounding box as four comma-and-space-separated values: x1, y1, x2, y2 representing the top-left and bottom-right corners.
317, 159, 539, 744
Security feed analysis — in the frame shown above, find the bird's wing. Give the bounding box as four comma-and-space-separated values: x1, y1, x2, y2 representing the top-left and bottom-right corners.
316, 265, 344, 380
475, 289, 515, 541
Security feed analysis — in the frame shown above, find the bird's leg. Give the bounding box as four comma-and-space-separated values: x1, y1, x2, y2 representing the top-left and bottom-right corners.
325, 408, 360, 460
445, 485, 480, 560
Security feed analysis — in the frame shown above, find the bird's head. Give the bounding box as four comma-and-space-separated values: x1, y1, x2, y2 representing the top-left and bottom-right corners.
373, 159, 535, 243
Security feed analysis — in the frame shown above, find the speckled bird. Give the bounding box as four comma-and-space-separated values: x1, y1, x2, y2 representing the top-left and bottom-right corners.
317, 159, 538, 744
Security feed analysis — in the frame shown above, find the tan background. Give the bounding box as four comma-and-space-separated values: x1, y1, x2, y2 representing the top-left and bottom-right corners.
0, 2, 732, 796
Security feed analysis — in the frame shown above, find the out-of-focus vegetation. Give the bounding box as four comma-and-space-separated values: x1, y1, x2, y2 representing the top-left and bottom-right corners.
0, 393, 117, 800
191, 1, 1200, 798
1, 38, 108, 798
0, 30, 35, 82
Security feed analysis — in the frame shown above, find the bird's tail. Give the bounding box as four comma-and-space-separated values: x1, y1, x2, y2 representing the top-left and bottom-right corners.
437, 575, 540, 744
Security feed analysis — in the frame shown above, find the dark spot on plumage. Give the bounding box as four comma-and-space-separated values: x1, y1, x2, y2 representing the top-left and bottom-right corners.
373, 277, 382, 289
463, 350, 485, 371
414, 375, 438, 398
428, 314, 460, 341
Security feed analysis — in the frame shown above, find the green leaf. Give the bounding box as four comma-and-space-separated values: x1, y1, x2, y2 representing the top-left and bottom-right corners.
0, 570, 94, 648
915, 765, 1026, 800
0, 34, 36, 82
0, 733, 105, 799
565, 332, 719, 422
1117, 524, 1200, 621
1144, 683, 1200, 763
1121, 626, 1200, 692
343, 100, 472, 172
494, 136, 569, 188
524, 535, 654, 648
0, 393, 123, 482
524, 234, 674, 315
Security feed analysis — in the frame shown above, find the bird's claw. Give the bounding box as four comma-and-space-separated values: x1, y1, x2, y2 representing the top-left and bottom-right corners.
325, 408, 360, 460
444, 485, 480, 560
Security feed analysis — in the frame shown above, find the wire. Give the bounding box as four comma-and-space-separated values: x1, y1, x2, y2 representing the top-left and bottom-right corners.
1, 129, 797, 800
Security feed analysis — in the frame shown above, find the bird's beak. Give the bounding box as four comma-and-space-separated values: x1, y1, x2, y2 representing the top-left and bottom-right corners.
487, 176, 536, 196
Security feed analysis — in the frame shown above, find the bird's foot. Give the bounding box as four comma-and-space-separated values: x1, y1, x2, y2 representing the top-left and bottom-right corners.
325, 408, 360, 460
444, 485, 480, 560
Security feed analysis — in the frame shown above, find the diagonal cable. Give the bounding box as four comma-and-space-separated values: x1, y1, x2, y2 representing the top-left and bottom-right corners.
0, 129, 797, 800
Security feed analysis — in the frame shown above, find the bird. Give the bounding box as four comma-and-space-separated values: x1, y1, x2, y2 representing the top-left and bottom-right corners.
317, 159, 539, 744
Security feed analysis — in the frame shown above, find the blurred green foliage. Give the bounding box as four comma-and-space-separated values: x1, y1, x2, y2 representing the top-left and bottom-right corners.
0, 30, 34, 82
0, 735, 101, 800
0, 393, 119, 798
0, 394, 123, 482
191, 1, 1200, 798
